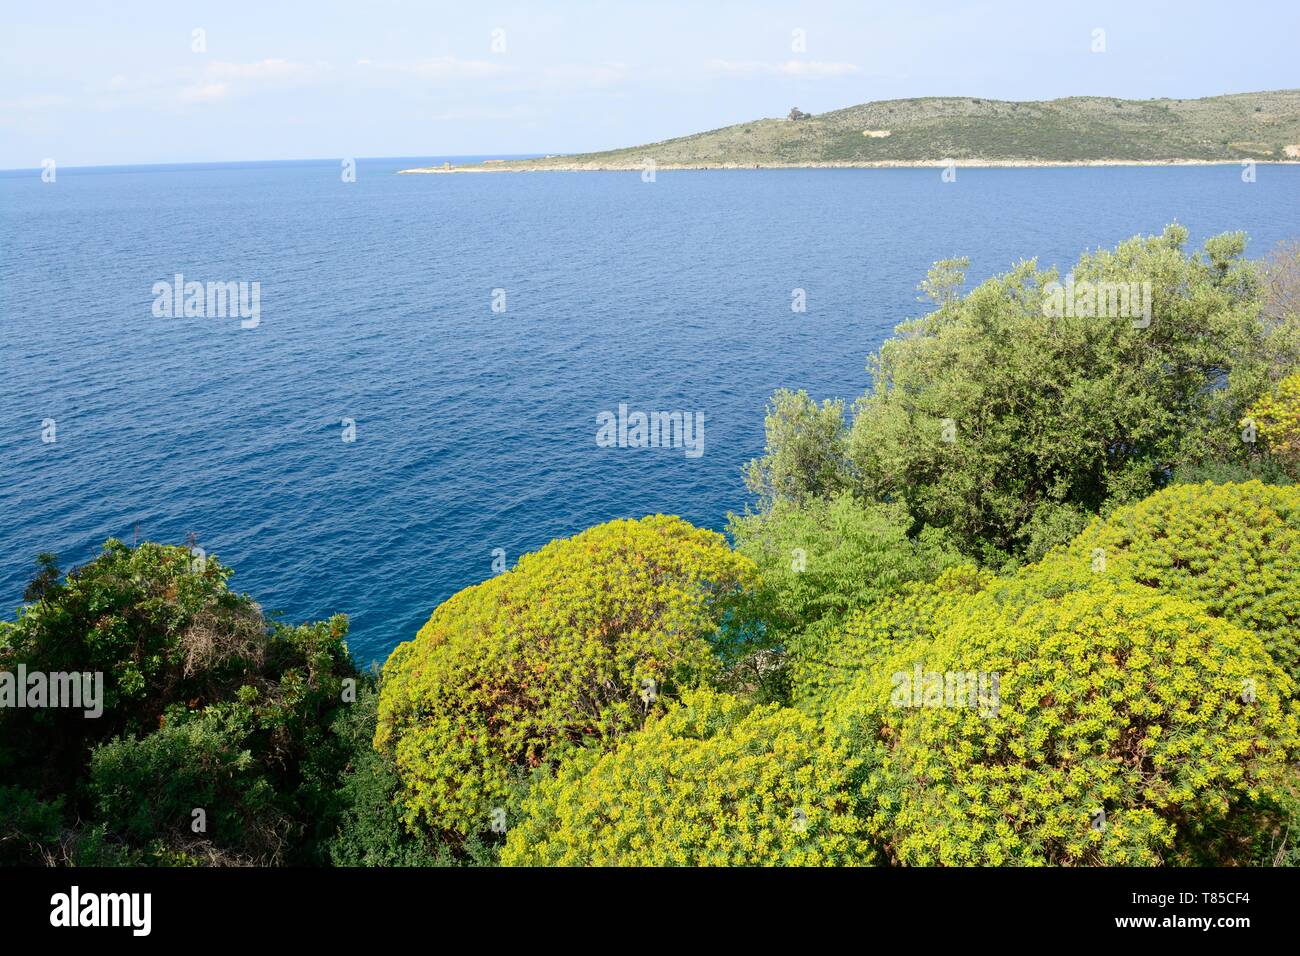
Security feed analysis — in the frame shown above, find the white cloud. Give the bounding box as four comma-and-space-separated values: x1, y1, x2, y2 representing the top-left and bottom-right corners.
365, 57, 516, 79
206, 59, 319, 82
177, 82, 230, 104
539, 61, 627, 88
705, 59, 861, 78
427, 105, 542, 122
181, 59, 325, 103
86, 59, 325, 110
359, 58, 627, 92
0, 94, 72, 112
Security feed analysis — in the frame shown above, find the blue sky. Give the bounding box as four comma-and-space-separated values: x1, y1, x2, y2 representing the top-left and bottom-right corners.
3, 0, 1297, 168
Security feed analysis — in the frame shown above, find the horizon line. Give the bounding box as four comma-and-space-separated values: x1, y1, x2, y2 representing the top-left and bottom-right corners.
0, 154, 552, 175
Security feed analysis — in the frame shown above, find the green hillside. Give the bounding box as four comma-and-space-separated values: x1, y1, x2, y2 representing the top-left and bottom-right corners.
406, 90, 1300, 171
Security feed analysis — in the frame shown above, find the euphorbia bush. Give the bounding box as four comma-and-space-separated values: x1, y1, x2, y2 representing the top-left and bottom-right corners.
375, 516, 757, 838
1247, 371, 1300, 477
829, 581, 1299, 866
1005, 481, 1300, 682
502, 688, 871, 866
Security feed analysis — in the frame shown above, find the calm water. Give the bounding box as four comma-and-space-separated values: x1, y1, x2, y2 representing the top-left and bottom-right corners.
2, 158, 1296, 663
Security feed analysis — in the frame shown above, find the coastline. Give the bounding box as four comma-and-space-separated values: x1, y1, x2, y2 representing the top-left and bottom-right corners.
400, 158, 1300, 174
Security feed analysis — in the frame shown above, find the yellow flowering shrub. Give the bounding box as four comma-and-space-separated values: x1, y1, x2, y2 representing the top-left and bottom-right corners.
790, 565, 991, 716
501, 688, 872, 866
374, 516, 757, 837
1246, 371, 1300, 475
1006, 481, 1300, 682
829, 581, 1299, 866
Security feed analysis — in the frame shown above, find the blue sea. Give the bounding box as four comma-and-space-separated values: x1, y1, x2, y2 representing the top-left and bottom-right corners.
2, 158, 1297, 664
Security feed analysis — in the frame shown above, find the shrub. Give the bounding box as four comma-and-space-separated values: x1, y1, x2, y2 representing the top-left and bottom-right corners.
88, 708, 293, 865
828, 581, 1300, 865
375, 516, 758, 838
0, 541, 360, 865
790, 564, 990, 716
745, 227, 1300, 560
1247, 370, 1300, 477
325, 683, 482, 866
0, 541, 270, 792
1170, 457, 1294, 487
0, 786, 64, 866
1018, 481, 1300, 683
502, 689, 871, 866
744, 389, 852, 506
728, 493, 962, 652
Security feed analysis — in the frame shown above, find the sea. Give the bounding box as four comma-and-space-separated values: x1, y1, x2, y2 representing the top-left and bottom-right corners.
1, 157, 1296, 663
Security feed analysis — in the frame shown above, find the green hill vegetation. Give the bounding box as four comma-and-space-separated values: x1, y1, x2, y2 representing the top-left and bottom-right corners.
404, 90, 1300, 171
3, 232, 1299, 867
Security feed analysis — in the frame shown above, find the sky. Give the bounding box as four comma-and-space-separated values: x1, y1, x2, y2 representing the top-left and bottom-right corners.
3, 0, 1298, 168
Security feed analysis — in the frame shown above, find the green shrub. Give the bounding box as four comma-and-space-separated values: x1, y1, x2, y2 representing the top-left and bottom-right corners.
1246, 370, 1300, 478
1170, 457, 1295, 487
0, 541, 360, 866
729, 493, 962, 653
0, 541, 270, 793
1013, 481, 1300, 682
829, 581, 1299, 865
375, 516, 758, 838
89, 707, 293, 865
790, 564, 990, 716
0, 786, 64, 865
744, 227, 1300, 560
502, 689, 871, 866
325, 683, 480, 866
0, 541, 264, 717
744, 389, 852, 506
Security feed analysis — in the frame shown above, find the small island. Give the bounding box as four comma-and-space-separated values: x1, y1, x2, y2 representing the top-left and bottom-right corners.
402, 89, 1300, 172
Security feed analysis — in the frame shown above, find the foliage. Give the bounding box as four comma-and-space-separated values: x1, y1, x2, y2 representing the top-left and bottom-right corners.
502, 689, 871, 866
88, 709, 292, 865
828, 226, 1295, 559
1020, 481, 1300, 683
743, 389, 852, 507
0, 541, 268, 792
325, 683, 485, 866
1247, 371, 1300, 477
727, 494, 963, 704
0, 542, 362, 866
790, 565, 991, 717
917, 257, 970, 308
828, 580, 1300, 865
375, 516, 758, 839
0, 786, 64, 866
1170, 456, 1294, 487
729, 494, 962, 644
